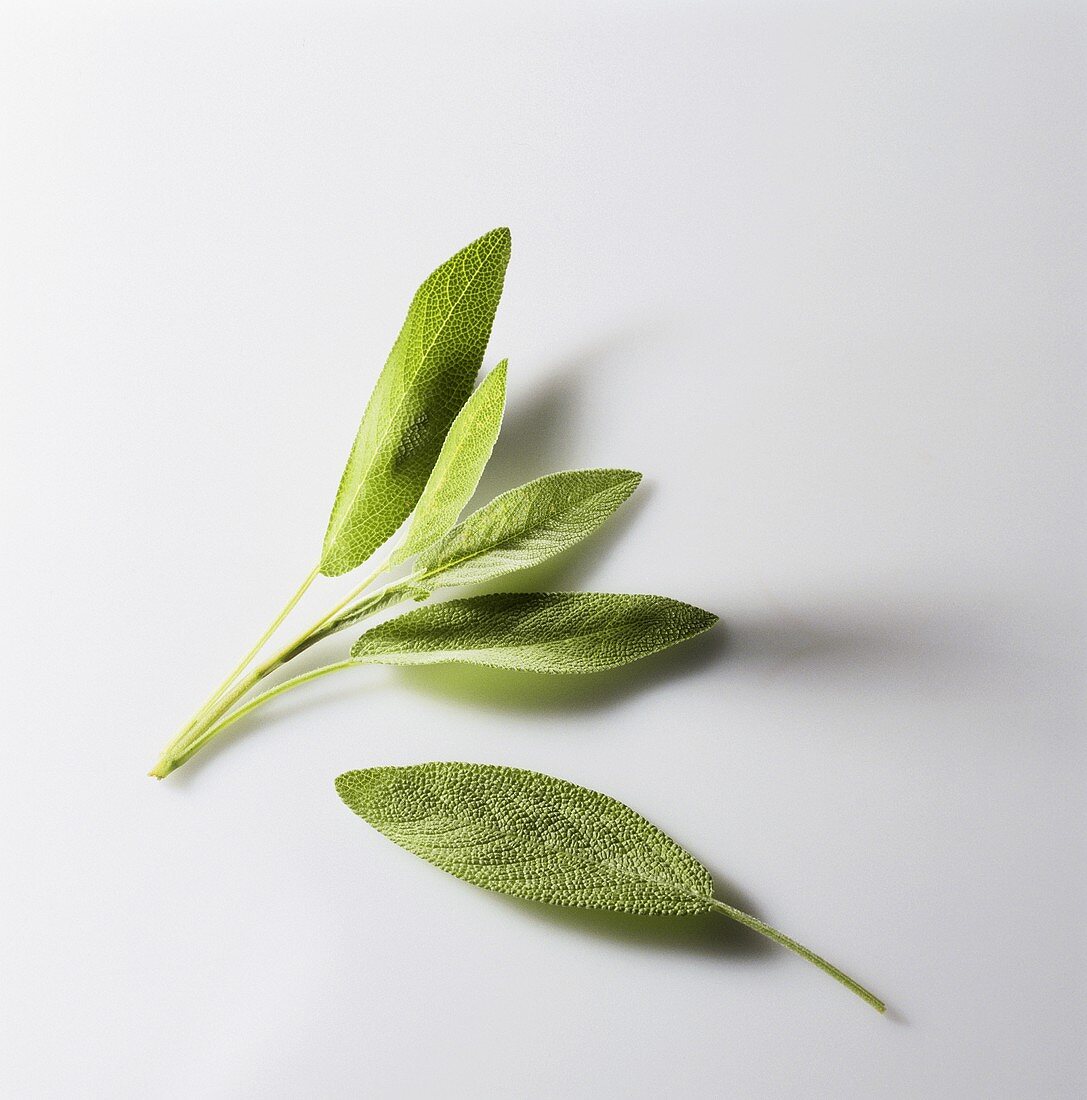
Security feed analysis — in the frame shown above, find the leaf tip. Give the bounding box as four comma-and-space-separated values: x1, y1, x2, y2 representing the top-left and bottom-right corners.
334, 770, 365, 804
476, 226, 512, 259
612, 469, 643, 501
692, 606, 720, 633
485, 359, 509, 392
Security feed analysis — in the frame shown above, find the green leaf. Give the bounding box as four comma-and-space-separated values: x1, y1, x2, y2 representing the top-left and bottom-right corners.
350, 591, 717, 673
320, 228, 512, 577
390, 360, 507, 566
413, 468, 641, 593
336, 762, 712, 913
334, 763, 886, 1012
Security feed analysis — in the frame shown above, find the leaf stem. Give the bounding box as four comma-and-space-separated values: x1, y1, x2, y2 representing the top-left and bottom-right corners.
195, 565, 320, 719
148, 574, 415, 778
153, 565, 320, 766
708, 898, 885, 1013
163, 660, 361, 773
282, 558, 393, 655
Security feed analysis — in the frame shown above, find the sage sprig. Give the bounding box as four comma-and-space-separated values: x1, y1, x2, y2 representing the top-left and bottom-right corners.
149, 230, 716, 778
336, 763, 886, 1013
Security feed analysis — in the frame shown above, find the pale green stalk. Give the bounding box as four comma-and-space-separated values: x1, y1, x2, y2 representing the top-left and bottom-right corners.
148, 576, 415, 778
278, 556, 396, 656
708, 899, 885, 1013
164, 661, 360, 773
155, 566, 320, 762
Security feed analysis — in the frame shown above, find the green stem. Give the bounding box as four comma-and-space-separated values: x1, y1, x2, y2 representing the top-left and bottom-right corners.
148, 577, 415, 778
709, 898, 885, 1013
162, 660, 361, 773
308, 579, 421, 642
165, 565, 320, 755
276, 557, 394, 661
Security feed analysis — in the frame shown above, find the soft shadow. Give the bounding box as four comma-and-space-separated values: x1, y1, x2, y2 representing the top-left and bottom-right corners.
488, 866, 772, 962
726, 617, 907, 677
396, 625, 727, 716
472, 323, 665, 507
472, 365, 583, 504
718, 600, 981, 685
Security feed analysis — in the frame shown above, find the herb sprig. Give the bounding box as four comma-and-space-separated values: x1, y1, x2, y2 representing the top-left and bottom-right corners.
149, 230, 715, 778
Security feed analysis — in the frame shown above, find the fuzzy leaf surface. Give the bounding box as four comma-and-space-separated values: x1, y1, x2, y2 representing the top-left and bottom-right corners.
320, 228, 511, 577
350, 591, 717, 673
414, 469, 641, 592
390, 361, 507, 565
335, 762, 715, 914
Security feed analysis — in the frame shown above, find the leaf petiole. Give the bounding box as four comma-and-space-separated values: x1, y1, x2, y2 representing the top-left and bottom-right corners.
149, 572, 419, 777
153, 565, 320, 764
708, 899, 885, 1013
275, 557, 396, 662
165, 660, 361, 772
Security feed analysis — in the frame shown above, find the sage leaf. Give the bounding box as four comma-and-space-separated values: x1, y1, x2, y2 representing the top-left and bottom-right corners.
350, 591, 717, 673
335, 763, 886, 1012
390, 360, 507, 565
414, 468, 641, 593
337, 762, 711, 912
320, 227, 512, 577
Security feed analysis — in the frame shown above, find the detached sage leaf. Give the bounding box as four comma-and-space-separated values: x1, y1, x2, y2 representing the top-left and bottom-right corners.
335, 763, 886, 1012
321, 227, 512, 577
414, 468, 641, 593
350, 591, 717, 673
390, 360, 507, 565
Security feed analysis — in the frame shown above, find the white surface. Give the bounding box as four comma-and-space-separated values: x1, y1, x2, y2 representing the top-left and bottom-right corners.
2, 2, 1084, 1096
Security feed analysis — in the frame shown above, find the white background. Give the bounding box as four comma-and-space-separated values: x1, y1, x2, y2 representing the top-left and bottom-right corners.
2, 2, 1084, 1096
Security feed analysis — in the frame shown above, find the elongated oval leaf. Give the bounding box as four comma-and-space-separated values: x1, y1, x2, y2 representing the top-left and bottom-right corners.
336, 762, 713, 913
414, 468, 641, 592
335, 763, 887, 1011
349, 591, 717, 673
320, 228, 512, 577
390, 360, 507, 565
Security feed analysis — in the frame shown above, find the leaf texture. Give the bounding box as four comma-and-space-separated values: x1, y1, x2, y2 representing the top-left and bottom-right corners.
390, 360, 507, 565
414, 469, 641, 592
320, 228, 511, 577
335, 762, 715, 914
350, 591, 717, 673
